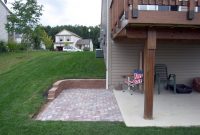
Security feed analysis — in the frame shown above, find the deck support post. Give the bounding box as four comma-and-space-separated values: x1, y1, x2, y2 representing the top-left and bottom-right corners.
143, 28, 156, 120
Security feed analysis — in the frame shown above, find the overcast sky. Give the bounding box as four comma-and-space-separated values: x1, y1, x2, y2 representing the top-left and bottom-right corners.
6, 0, 101, 26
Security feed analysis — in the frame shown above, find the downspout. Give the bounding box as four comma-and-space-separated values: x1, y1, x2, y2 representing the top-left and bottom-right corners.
106, 0, 110, 89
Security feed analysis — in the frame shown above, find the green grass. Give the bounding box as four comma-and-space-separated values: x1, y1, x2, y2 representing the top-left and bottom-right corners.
0, 51, 199, 135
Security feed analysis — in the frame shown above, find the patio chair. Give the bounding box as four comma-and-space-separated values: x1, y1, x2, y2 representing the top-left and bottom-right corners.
155, 64, 176, 94
123, 69, 143, 94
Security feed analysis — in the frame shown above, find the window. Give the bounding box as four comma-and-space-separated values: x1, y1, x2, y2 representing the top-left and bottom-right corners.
65, 36, 71, 42
59, 36, 64, 42
158, 6, 170, 11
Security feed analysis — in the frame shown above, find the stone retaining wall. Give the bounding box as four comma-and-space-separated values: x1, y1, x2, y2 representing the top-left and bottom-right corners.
48, 79, 106, 101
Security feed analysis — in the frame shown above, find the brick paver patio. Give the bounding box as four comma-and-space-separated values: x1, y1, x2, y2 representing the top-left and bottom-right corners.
36, 89, 123, 121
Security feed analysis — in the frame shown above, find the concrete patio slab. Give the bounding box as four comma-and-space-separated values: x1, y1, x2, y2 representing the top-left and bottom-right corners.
36, 89, 123, 122
114, 89, 200, 127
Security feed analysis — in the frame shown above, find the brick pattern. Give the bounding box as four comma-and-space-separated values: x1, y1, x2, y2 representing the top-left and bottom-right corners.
47, 79, 106, 101
37, 89, 123, 121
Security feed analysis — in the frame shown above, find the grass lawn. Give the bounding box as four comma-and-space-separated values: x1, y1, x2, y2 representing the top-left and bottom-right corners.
0, 51, 199, 135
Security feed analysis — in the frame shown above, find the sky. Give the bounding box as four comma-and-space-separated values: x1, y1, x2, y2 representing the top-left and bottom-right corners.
6, 0, 101, 26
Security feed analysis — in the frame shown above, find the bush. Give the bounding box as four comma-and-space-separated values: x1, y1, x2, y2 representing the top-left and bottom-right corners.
7, 41, 27, 52
7, 40, 18, 52
0, 41, 8, 53
18, 43, 27, 51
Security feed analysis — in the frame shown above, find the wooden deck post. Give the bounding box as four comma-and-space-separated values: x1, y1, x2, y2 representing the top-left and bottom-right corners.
143, 28, 156, 120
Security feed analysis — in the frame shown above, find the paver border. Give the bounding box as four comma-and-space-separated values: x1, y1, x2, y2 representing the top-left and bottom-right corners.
48, 79, 106, 101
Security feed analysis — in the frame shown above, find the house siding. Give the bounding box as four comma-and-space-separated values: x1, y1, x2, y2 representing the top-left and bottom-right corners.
109, 40, 200, 88
156, 41, 200, 85
0, 1, 9, 42
109, 40, 144, 88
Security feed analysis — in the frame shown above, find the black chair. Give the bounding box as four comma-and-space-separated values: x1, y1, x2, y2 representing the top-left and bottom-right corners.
155, 64, 176, 94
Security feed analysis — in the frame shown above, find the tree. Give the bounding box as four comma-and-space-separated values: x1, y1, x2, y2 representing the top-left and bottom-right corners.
32, 26, 43, 49
41, 30, 54, 50
6, 0, 43, 47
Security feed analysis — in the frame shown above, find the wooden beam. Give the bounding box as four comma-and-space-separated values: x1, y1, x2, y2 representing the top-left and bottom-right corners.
126, 28, 147, 39
157, 29, 200, 40
147, 29, 156, 49
150, 0, 156, 5
129, 11, 200, 26
163, 0, 169, 5
156, 0, 163, 5
124, 0, 129, 19
175, 0, 180, 6
142, 0, 149, 5
125, 27, 200, 40
187, 0, 195, 20
132, 0, 139, 18
144, 28, 156, 120
169, 0, 176, 6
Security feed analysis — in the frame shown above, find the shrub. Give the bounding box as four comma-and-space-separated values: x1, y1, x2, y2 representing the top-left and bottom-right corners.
7, 40, 18, 52
0, 41, 8, 53
7, 40, 27, 52
18, 43, 27, 51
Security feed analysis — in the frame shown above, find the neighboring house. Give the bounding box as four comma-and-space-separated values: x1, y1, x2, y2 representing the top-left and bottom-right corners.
54, 29, 81, 51
76, 39, 93, 51
0, 0, 10, 42
101, 0, 200, 119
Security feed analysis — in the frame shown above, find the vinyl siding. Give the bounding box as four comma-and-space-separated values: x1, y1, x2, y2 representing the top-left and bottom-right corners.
109, 40, 200, 88
110, 40, 144, 88
0, 2, 9, 42
156, 41, 200, 85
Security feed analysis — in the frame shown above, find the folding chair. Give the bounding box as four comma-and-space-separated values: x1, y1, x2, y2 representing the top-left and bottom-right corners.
123, 69, 143, 94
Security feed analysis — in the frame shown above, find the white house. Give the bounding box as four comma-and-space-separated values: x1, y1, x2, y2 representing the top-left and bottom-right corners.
76, 39, 93, 51
0, 0, 10, 42
54, 29, 81, 51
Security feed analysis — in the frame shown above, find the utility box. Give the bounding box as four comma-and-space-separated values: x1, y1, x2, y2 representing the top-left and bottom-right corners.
95, 49, 104, 58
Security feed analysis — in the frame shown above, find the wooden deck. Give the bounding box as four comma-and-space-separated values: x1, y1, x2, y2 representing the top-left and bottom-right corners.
110, 0, 200, 39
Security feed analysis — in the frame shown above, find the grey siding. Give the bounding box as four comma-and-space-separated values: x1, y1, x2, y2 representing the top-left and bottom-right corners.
156, 41, 200, 85
109, 40, 200, 88
110, 40, 144, 88
0, 1, 9, 42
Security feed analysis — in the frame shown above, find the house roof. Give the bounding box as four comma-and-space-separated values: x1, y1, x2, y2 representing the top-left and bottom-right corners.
76, 39, 91, 45
0, 0, 11, 13
56, 29, 81, 38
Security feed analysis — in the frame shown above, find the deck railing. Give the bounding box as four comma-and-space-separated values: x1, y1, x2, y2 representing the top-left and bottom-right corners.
110, 0, 200, 33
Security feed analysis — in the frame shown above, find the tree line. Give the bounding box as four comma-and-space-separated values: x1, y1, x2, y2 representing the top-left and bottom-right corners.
1, 0, 100, 53
43, 25, 100, 49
